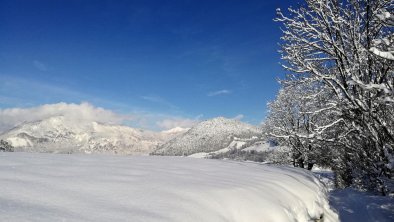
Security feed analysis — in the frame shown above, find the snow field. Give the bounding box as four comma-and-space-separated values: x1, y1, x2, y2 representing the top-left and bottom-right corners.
0, 152, 338, 222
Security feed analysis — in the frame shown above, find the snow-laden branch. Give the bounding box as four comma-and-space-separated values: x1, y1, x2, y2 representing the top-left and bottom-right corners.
268, 0, 394, 191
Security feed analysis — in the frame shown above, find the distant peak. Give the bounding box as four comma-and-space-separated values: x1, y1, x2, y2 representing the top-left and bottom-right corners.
201, 117, 241, 124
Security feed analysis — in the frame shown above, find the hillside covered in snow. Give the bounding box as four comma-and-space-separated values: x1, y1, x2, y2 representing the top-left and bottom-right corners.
0, 116, 187, 155
0, 152, 338, 222
153, 117, 264, 156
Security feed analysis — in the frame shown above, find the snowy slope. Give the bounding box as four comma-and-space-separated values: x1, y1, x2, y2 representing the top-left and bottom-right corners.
0, 152, 338, 222
0, 116, 187, 155
153, 117, 264, 156
188, 141, 280, 159
242, 141, 274, 152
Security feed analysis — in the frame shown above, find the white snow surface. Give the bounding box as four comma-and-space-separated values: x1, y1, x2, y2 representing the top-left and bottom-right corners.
329, 188, 394, 222
313, 168, 394, 221
0, 152, 338, 222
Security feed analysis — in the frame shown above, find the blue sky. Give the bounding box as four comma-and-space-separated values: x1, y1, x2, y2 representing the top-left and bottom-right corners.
0, 0, 296, 130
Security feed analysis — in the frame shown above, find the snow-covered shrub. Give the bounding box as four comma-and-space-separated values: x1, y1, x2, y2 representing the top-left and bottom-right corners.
210, 149, 272, 162
0, 140, 13, 152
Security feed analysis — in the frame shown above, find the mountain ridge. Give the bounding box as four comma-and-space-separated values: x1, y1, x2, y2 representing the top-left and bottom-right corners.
152, 117, 264, 156
1, 116, 264, 156
0, 116, 187, 155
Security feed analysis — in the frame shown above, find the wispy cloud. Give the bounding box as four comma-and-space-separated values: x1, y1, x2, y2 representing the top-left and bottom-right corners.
207, 89, 231, 97
141, 95, 178, 110
0, 75, 88, 106
33, 60, 47, 71
232, 114, 244, 120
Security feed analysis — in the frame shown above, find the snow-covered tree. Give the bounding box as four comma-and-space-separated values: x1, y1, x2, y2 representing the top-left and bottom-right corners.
0, 140, 13, 152
266, 80, 339, 170
272, 0, 394, 193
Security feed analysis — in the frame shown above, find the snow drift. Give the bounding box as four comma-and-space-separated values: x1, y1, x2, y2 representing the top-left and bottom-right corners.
0, 152, 338, 222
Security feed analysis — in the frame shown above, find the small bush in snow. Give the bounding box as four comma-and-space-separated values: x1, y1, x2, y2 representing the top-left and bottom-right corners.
0, 140, 14, 152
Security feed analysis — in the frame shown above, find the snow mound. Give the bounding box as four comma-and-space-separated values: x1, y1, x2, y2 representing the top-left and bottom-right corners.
0, 152, 338, 222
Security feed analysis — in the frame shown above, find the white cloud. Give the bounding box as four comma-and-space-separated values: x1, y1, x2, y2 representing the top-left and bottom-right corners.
156, 117, 200, 130
207, 89, 231, 97
0, 102, 204, 132
0, 102, 129, 132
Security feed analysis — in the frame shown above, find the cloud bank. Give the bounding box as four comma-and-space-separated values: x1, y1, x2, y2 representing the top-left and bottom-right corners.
0, 102, 200, 132
0, 102, 128, 132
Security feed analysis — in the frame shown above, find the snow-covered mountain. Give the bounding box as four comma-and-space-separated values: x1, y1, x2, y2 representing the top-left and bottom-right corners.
152, 117, 264, 156
0, 116, 264, 156
0, 116, 187, 155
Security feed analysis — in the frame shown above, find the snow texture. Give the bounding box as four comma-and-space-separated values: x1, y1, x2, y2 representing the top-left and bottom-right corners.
313, 168, 394, 222
329, 188, 394, 222
370, 47, 394, 60
0, 152, 338, 222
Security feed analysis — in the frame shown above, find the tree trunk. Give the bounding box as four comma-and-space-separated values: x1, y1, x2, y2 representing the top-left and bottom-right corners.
307, 163, 314, 171
298, 158, 304, 169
